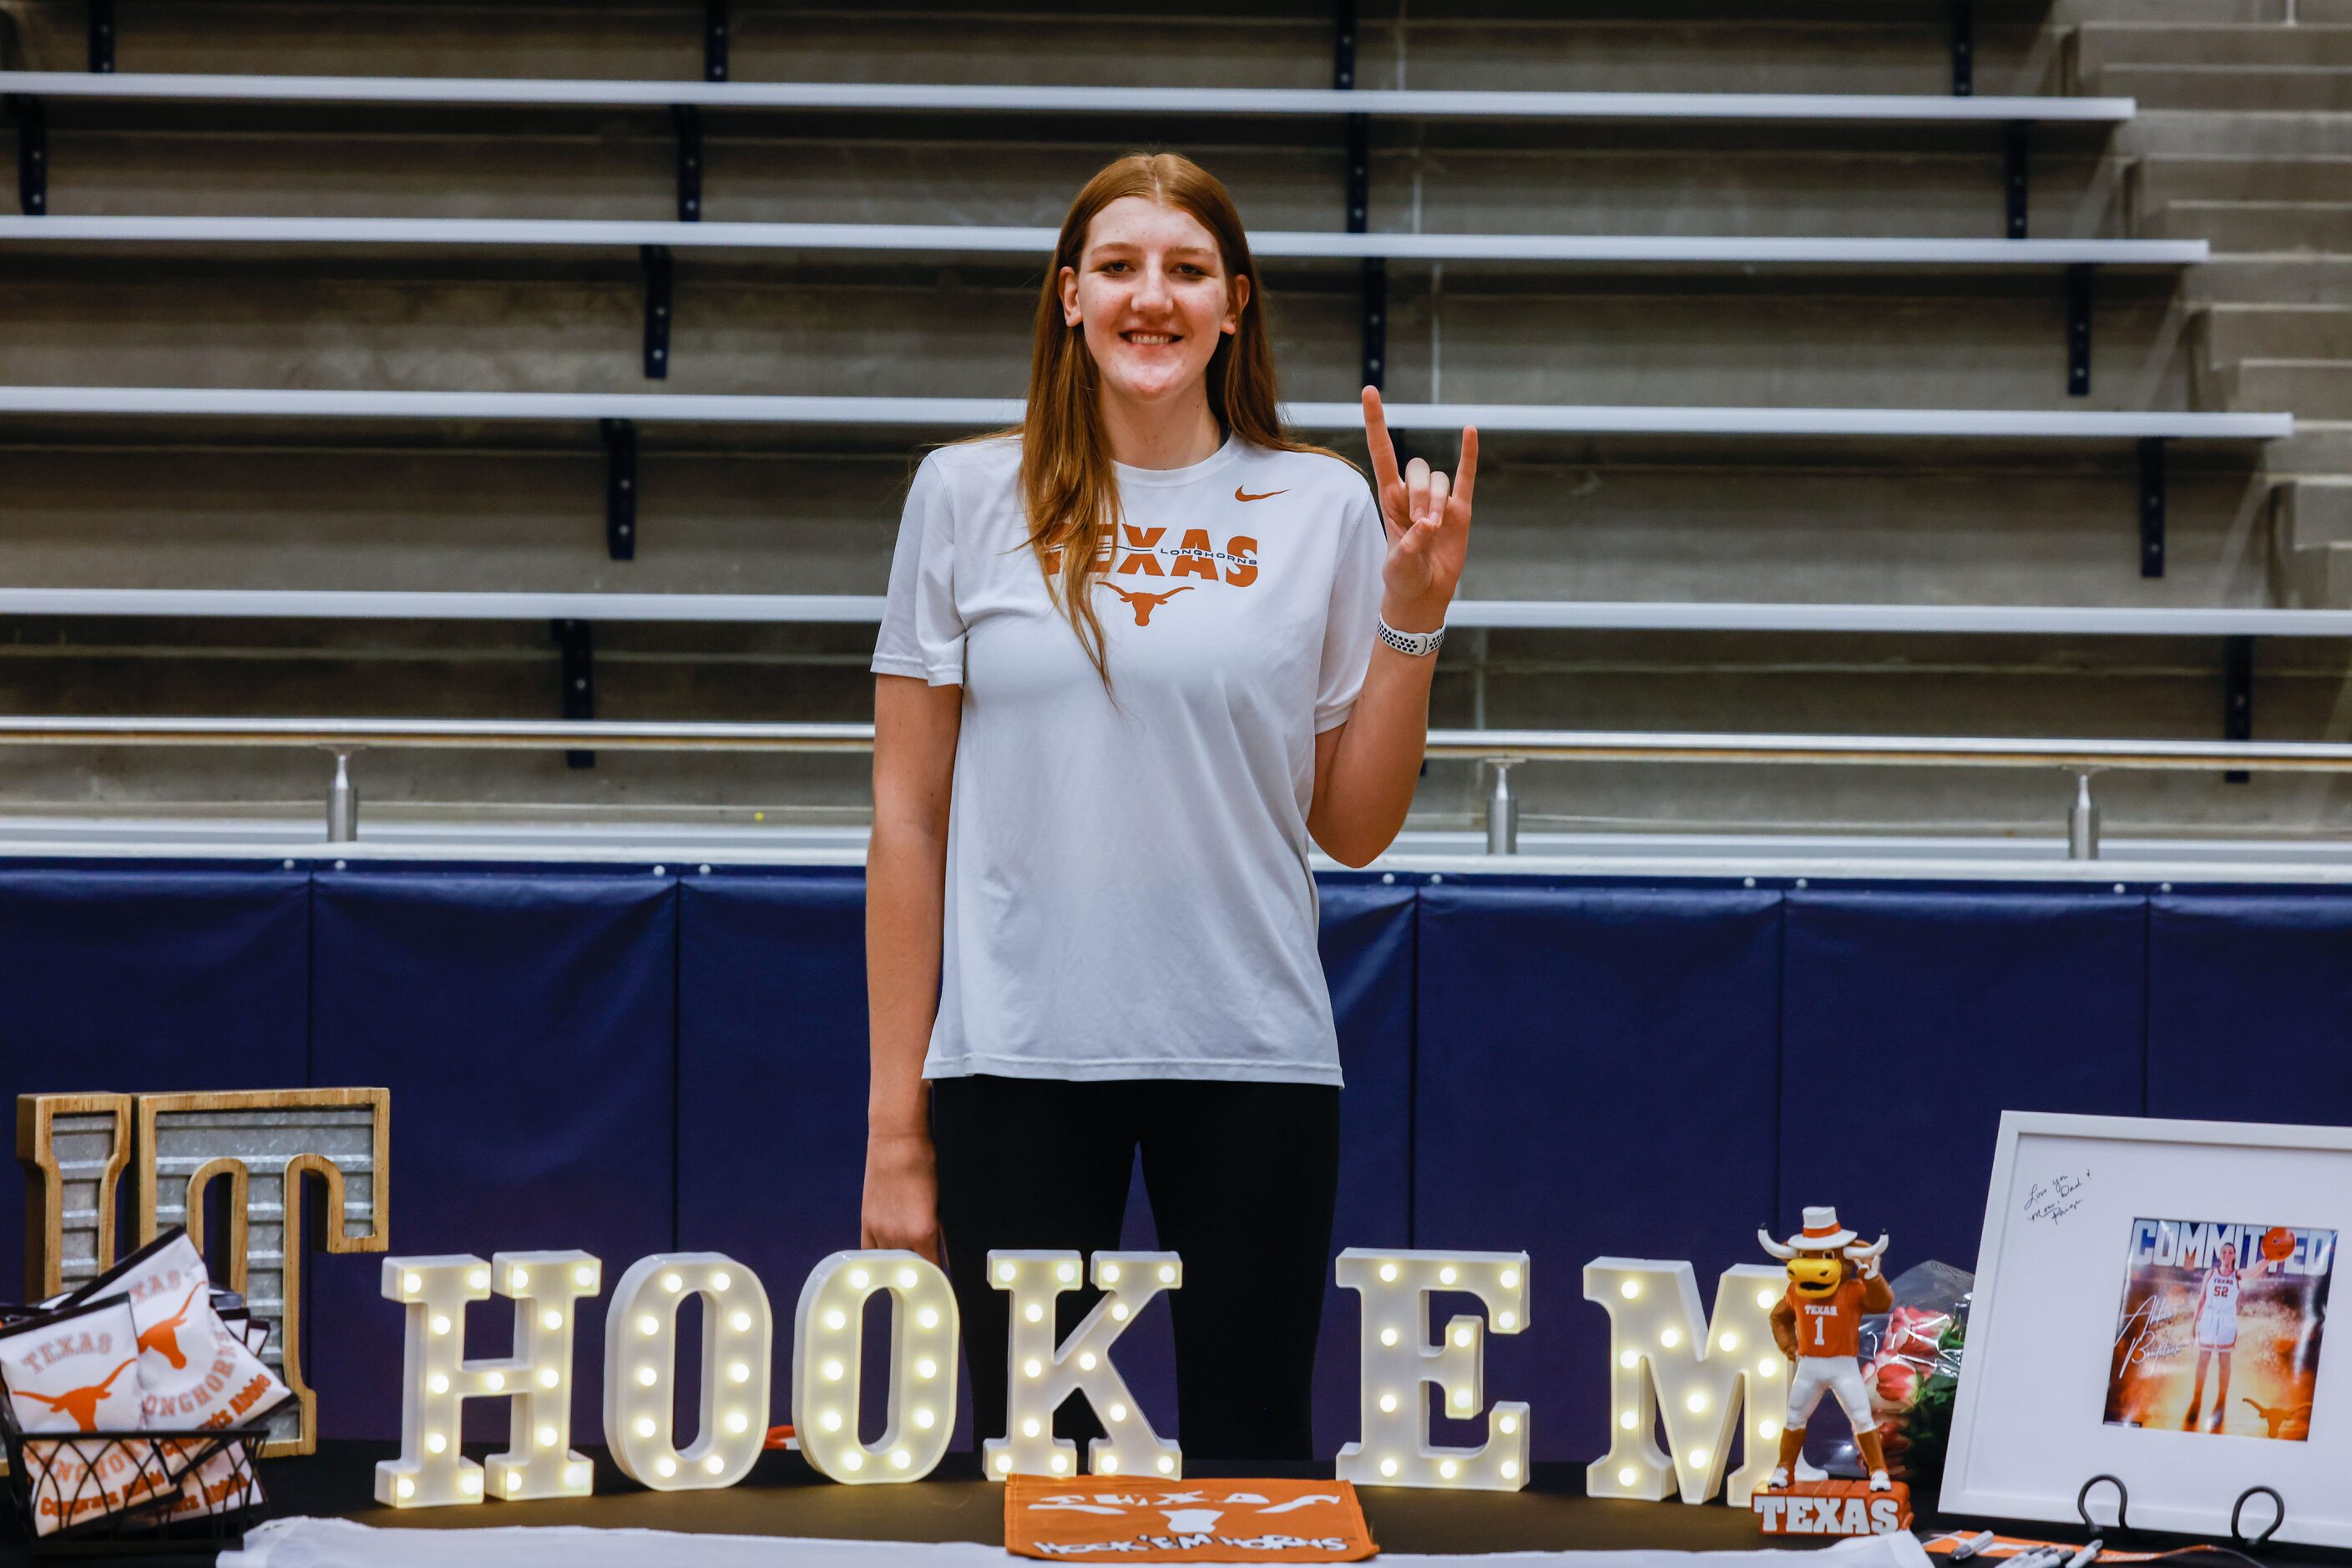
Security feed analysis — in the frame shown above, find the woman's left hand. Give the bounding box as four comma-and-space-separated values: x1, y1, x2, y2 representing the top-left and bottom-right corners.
1363, 386, 1476, 633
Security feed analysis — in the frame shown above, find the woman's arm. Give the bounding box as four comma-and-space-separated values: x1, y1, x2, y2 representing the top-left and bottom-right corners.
1307, 642, 1439, 867
1308, 389, 1476, 867
862, 672, 962, 1260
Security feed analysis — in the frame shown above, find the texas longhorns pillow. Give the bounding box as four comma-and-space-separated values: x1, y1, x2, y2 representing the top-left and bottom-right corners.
67, 1228, 291, 1435
0, 1296, 176, 1535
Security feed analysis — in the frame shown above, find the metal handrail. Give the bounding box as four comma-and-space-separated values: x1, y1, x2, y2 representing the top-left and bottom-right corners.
2, 716, 2350, 772
0, 717, 881, 751
6, 716, 2347, 860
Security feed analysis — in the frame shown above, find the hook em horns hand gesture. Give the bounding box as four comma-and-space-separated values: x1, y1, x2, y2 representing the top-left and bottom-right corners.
1362, 387, 1476, 634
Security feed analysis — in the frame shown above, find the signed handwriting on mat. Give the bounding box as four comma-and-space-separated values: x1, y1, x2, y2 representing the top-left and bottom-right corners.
2025, 1170, 2092, 1227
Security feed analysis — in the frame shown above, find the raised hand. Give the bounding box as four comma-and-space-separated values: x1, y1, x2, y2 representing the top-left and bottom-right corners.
1362, 387, 1476, 632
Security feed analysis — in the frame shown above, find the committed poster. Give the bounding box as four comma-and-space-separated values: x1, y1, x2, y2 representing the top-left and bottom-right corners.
2105, 1217, 2335, 1439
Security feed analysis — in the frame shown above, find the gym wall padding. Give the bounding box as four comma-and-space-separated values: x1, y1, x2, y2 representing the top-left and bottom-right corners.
1414, 884, 1783, 1460
7, 861, 2352, 1465
0, 866, 311, 1303
1311, 883, 1419, 1442
1780, 890, 2149, 1273
2145, 895, 2352, 1126
304, 872, 679, 1443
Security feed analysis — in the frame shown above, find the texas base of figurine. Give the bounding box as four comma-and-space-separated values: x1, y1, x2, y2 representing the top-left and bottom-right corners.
1752, 1479, 1913, 1538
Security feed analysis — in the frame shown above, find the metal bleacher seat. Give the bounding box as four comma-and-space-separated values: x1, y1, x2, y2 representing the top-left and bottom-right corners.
0, 386, 2280, 438
2, 589, 2343, 640
0, 215, 2210, 271
0, 70, 2138, 120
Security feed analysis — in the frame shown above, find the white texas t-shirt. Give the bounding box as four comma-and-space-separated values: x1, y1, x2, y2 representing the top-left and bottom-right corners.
872, 430, 1385, 1085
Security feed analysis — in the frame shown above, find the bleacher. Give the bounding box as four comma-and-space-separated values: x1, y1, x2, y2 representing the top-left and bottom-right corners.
2, 0, 2347, 847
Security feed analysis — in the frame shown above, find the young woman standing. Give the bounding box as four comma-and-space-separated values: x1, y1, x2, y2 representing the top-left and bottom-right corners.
862, 152, 1475, 1462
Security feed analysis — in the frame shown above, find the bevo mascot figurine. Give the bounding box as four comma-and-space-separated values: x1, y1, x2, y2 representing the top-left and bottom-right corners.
1759, 1206, 1894, 1493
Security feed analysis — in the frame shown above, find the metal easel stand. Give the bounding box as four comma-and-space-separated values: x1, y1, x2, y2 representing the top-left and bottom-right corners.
2074, 1473, 2287, 1555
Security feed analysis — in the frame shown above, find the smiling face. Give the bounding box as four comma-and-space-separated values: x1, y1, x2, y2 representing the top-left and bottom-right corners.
1060, 195, 1250, 413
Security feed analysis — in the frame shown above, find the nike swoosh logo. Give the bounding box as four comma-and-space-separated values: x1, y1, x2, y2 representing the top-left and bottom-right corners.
1235, 486, 1287, 503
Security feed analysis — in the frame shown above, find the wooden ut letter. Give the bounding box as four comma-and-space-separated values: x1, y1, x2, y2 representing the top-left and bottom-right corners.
17, 1094, 135, 1302
18, 1089, 391, 1455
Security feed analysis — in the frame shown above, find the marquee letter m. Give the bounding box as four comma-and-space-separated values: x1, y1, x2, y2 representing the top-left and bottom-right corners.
1583, 1258, 1789, 1505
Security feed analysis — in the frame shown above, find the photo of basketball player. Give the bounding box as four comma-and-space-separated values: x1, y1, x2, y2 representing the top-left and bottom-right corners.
2105, 1218, 2335, 1440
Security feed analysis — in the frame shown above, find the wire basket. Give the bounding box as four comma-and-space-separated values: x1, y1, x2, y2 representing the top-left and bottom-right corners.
0, 1393, 269, 1555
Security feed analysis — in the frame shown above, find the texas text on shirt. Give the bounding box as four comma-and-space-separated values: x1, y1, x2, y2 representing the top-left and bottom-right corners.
872, 431, 1385, 1086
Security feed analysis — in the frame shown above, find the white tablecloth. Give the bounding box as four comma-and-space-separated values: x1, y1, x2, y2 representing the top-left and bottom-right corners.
223, 1516, 1938, 1568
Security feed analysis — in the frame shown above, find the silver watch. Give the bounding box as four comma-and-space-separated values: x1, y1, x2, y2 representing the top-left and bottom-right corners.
1377, 618, 1446, 658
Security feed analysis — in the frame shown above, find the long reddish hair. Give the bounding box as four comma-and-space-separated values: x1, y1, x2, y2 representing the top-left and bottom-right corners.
994, 152, 1341, 685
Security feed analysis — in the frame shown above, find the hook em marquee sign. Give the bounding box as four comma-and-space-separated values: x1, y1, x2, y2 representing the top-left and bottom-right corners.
21, 1090, 1820, 1513
375, 1244, 1533, 1508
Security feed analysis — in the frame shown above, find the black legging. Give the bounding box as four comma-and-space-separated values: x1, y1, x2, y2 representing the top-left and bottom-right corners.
930, 1075, 1341, 1463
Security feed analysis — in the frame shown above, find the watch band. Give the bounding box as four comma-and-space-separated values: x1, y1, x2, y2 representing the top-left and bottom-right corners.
1377, 619, 1446, 658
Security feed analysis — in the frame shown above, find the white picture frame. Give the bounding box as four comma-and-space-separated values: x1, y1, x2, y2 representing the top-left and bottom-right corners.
1945, 1112, 2352, 1548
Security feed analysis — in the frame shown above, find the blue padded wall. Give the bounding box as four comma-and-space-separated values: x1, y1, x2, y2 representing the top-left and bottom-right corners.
304, 871, 678, 1441
1312, 881, 1418, 1452
2147, 893, 2352, 1125
1413, 883, 1783, 1462
0, 866, 310, 1301
675, 871, 897, 1438
1781, 890, 2147, 1276
5, 859, 2350, 1465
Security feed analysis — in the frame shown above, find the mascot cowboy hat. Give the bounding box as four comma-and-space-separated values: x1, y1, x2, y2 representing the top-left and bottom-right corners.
1759, 1206, 1888, 1265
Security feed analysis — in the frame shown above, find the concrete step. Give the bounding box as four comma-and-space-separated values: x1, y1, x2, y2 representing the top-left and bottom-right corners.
19, 117, 2122, 243
2061, 0, 2288, 19
2271, 418, 2352, 471
2305, 0, 2352, 19
2157, 199, 2352, 251
0, 435, 2280, 611
2135, 155, 2352, 207
2280, 477, 2352, 548
0, 263, 2200, 412
2202, 303, 2352, 360
2096, 63, 2352, 112
2274, 536, 2352, 607
2190, 253, 2352, 305
2120, 111, 2352, 157
2272, 483, 2352, 605
2074, 23, 2352, 72
0, 3, 2058, 99
2218, 357, 2352, 417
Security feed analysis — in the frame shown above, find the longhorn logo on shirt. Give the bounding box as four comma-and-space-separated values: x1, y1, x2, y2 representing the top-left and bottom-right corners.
1102, 584, 1193, 625
18, 1358, 135, 1429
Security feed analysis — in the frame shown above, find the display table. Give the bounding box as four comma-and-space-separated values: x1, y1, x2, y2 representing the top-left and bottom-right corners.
0, 1445, 1952, 1567
0, 1448, 2314, 1567
255, 1449, 1839, 1554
